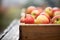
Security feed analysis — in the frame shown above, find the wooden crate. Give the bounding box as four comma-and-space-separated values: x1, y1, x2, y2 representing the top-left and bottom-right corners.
19, 24, 60, 40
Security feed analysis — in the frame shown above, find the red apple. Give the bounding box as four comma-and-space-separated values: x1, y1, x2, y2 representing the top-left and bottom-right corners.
51, 15, 60, 24
20, 17, 25, 23
25, 14, 34, 24
44, 7, 53, 18
35, 15, 49, 24
31, 10, 40, 18
26, 6, 36, 14
37, 7, 43, 13
53, 7, 59, 12
54, 10, 60, 16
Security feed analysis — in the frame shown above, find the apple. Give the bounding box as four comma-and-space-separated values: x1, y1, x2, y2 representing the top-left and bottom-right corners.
20, 17, 25, 23
40, 12, 50, 20
44, 7, 53, 18
53, 7, 59, 12
54, 10, 60, 16
25, 14, 34, 24
37, 7, 43, 13
26, 6, 36, 14
35, 15, 49, 24
51, 15, 60, 24
31, 10, 40, 18
55, 20, 60, 24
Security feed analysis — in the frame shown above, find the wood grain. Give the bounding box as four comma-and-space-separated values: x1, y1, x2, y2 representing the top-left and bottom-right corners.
20, 24, 60, 40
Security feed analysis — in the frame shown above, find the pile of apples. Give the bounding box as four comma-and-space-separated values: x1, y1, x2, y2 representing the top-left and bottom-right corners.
20, 6, 60, 24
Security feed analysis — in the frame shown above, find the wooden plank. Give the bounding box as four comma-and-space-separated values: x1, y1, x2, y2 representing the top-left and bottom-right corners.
20, 24, 60, 27
20, 24, 60, 40
0, 19, 17, 39
1, 19, 19, 40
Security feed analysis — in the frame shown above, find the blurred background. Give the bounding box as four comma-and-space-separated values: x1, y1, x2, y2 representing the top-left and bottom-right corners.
0, 0, 60, 33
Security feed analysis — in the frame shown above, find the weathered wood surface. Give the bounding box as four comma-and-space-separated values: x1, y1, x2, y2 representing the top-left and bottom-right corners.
20, 24, 60, 40
20, 24, 60, 27
0, 19, 17, 39
0, 19, 19, 40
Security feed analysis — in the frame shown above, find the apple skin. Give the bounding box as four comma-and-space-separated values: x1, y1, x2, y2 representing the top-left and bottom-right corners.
20, 17, 25, 23
25, 14, 34, 24
35, 15, 49, 24
26, 6, 36, 14
31, 10, 40, 19
44, 7, 53, 18
37, 7, 43, 13
51, 15, 60, 24
53, 7, 59, 12
40, 12, 50, 20
54, 11, 60, 16
31, 7, 43, 19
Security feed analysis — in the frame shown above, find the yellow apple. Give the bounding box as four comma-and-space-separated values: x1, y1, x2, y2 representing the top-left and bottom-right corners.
45, 7, 53, 18
35, 15, 49, 24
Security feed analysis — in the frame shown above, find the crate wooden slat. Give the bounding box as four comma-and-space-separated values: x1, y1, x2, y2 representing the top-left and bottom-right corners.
19, 24, 60, 40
